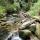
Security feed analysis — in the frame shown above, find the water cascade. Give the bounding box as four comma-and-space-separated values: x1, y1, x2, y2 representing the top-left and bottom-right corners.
7, 31, 22, 40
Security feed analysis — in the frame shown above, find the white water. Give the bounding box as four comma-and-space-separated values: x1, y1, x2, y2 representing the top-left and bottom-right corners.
11, 32, 22, 40
6, 31, 22, 40
11, 35, 22, 40
5, 15, 22, 40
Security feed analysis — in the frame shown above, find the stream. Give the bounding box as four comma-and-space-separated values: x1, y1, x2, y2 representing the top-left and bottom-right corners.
6, 31, 22, 40
5, 15, 22, 40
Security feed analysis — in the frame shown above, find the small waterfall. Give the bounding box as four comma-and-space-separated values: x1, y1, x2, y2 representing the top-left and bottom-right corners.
6, 31, 22, 40
5, 14, 22, 40
11, 32, 22, 40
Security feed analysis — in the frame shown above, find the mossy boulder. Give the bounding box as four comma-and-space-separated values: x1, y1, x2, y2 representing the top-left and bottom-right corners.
35, 23, 40, 39
19, 29, 31, 39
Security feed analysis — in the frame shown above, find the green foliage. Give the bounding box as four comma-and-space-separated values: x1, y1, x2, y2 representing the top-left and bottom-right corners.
0, 0, 9, 6
8, 0, 14, 4
0, 6, 6, 18
0, 6, 5, 13
28, 0, 40, 16
32, 0, 38, 3
11, 2, 20, 11
19, 0, 30, 11
0, 0, 39, 17
5, 2, 20, 13
0, 0, 31, 14
0, 0, 31, 12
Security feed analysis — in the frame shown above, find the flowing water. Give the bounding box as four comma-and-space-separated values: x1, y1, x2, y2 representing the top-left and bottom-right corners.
6, 31, 22, 40
3, 14, 22, 40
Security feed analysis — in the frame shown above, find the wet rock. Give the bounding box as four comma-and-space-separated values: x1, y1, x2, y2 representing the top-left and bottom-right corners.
0, 21, 2, 23
19, 29, 31, 39
19, 29, 31, 35
1, 22, 6, 26
35, 23, 40, 39
29, 23, 36, 34
30, 35, 39, 40
0, 27, 9, 40
19, 19, 36, 30
0, 17, 7, 22
32, 16, 40, 23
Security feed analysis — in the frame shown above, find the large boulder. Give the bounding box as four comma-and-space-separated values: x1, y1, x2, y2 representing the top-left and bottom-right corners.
19, 29, 31, 39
